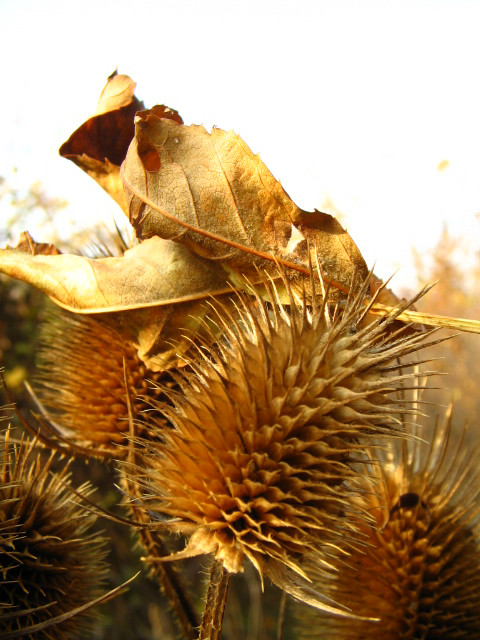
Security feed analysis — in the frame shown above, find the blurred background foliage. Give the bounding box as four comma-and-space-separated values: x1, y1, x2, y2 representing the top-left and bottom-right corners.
0, 175, 68, 247
1, 178, 480, 638
411, 219, 480, 434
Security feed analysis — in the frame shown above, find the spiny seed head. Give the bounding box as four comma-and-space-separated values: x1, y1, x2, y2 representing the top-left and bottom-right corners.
131, 281, 434, 612
34, 308, 172, 454
0, 428, 108, 637
294, 413, 480, 637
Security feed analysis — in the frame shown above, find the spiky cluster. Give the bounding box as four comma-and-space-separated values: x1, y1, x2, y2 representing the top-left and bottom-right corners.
0, 429, 108, 638
34, 308, 172, 453
295, 416, 480, 638
131, 284, 433, 610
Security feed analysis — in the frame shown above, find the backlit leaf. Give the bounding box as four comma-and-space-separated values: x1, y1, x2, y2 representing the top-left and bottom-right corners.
59, 72, 182, 214
122, 109, 368, 295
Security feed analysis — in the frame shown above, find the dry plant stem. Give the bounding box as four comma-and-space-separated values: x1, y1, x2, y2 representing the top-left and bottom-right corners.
129, 501, 199, 639
276, 591, 287, 640
199, 560, 231, 640
369, 302, 480, 333
123, 367, 199, 639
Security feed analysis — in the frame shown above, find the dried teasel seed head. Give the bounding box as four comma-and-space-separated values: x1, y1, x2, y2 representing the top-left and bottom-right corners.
30, 228, 175, 456
130, 278, 437, 614
0, 428, 108, 637
33, 307, 172, 455
294, 411, 480, 637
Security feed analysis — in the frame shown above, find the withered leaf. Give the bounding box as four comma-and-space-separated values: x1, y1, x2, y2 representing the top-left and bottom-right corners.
95, 69, 139, 116
0, 236, 230, 313
59, 73, 183, 214
122, 110, 368, 294
15, 231, 62, 256
0, 235, 236, 370
104, 298, 229, 371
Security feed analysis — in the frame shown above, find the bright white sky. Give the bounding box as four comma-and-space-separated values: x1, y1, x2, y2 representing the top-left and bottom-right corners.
1, 0, 480, 290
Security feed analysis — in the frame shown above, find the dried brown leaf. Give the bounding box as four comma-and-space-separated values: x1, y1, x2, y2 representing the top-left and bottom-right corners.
122, 109, 368, 293
0, 235, 234, 369
0, 235, 229, 312
59, 73, 182, 213
15, 230, 62, 256
94, 69, 139, 116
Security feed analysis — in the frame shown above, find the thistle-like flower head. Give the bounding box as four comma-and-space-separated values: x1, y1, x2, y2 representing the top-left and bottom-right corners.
34, 308, 170, 454
0, 428, 108, 637
131, 280, 434, 612
294, 411, 480, 637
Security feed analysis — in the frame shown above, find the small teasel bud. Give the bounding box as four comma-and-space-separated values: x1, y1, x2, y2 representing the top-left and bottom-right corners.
293, 412, 480, 638
33, 308, 202, 638
128, 278, 437, 614
33, 307, 172, 455
30, 228, 175, 457
0, 428, 109, 637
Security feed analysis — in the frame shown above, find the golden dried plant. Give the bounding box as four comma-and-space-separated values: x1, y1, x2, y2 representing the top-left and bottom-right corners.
0, 428, 108, 638
27, 289, 201, 636
128, 277, 437, 616
24, 226, 180, 456
3, 71, 480, 640
33, 307, 172, 455
293, 411, 480, 638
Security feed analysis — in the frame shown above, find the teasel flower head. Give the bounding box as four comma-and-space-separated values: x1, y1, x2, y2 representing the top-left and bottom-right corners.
27, 227, 174, 457
131, 277, 436, 613
0, 428, 109, 637
33, 307, 171, 456
293, 409, 480, 637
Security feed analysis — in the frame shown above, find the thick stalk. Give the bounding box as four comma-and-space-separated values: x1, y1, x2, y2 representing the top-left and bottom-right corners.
129, 500, 200, 639
199, 559, 231, 640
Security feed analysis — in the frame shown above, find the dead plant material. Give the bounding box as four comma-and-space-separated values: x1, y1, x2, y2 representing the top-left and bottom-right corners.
294, 411, 480, 638
129, 276, 437, 616
0, 428, 109, 637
